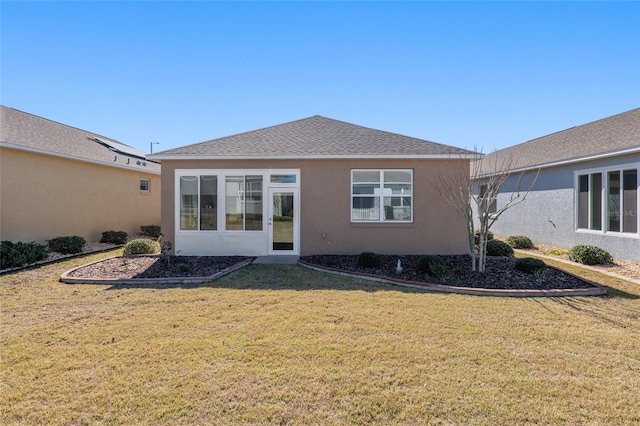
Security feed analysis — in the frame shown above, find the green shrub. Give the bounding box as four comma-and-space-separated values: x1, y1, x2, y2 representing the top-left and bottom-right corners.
358, 252, 381, 268
486, 240, 514, 257
568, 245, 612, 265
140, 225, 162, 238
48, 236, 86, 254
505, 235, 534, 249
100, 230, 128, 245
0, 241, 49, 269
416, 255, 448, 278
123, 238, 160, 255
515, 257, 546, 274
474, 230, 494, 246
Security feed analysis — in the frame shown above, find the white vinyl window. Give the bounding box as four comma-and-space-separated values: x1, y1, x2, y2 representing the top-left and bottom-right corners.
351, 170, 413, 222
576, 164, 639, 235
139, 178, 150, 192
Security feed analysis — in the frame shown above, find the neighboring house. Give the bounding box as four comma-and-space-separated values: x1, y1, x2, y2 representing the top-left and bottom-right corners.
475, 108, 639, 262
0, 106, 161, 244
148, 115, 477, 257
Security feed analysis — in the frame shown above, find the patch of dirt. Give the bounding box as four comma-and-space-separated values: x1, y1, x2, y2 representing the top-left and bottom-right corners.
67, 255, 251, 280
518, 245, 640, 281
300, 255, 597, 290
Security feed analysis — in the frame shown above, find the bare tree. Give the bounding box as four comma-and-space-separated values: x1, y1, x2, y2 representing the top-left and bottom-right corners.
432, 149, 539, 272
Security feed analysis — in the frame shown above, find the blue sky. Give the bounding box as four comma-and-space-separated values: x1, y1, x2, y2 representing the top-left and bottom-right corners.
2, 1, 639, 154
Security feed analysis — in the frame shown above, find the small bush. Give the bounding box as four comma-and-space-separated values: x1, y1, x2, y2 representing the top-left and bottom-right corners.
48, 236, 86, 254
505, 235, 534, 249
417, 255, 448, 278
474, 230, 494, 246
123, 238, 160, 256
569, 245, 612, 265
140, 225, 162, 238
0, 241, 49, 269
486, 240, 514, 257
100, 230, 128, 245
358, 252, 381, 268
515, 257, 546, 274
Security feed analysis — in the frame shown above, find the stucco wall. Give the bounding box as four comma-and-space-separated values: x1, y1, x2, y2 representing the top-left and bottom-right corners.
160, 158, 470, 256
0, 148, 161, 243
480, 153, 640, 262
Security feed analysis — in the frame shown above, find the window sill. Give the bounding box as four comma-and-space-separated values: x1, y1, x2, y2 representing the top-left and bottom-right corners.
575, 229, 639, 239
350, 222, 414, 228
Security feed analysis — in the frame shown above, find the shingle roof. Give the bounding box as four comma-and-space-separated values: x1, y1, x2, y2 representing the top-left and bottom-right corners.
477, 108, 640, 175
0, 106, 160, 173
149, 115, 476, 159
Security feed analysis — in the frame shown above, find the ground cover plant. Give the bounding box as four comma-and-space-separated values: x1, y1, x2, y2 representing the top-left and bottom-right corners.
1, 250, 639, 424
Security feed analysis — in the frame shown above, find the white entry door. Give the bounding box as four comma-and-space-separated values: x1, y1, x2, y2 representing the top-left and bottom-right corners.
268, 188, 299, 255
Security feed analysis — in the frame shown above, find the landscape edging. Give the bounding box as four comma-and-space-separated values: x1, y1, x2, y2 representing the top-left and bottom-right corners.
297, 260, 607, 297
60, 256, 254, 285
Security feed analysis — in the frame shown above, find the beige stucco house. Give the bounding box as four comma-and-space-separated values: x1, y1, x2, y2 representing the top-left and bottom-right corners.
148, 116, 476, 257
0, 106, 161, 244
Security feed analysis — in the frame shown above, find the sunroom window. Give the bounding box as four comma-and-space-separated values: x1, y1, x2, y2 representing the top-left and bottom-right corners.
351, 170, 412, 222
225, 175, 263, 231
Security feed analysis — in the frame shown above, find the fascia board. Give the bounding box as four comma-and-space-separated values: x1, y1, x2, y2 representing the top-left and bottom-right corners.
473, 146, 640, 179
147, 153, 481, 161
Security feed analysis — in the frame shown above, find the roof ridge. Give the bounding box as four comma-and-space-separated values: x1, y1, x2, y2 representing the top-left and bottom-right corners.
154, 115, 324, 154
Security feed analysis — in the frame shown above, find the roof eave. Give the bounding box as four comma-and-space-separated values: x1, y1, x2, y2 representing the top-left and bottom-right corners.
147, 153, 481, 161
474, 146, 640, 178
0, 141, 161, 175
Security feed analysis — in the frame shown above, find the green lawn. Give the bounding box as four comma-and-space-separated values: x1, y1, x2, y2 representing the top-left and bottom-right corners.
1, 250, 639, 425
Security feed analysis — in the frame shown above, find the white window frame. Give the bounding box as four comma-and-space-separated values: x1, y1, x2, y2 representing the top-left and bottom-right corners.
574, 162, 639, 238
350, 169, 413, 223
139, 178, 150, 192
175, 169, 300, 233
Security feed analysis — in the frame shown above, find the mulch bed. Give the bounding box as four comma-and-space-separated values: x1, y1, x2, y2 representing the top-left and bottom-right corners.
299, 254, 596, 290
66, 255, 251, 280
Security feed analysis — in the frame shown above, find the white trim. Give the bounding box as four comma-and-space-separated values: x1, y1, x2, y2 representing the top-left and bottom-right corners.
268, 187, 300, 255
476, 146, 640, 178
574, 162, 640, 239
149, 153, 480, 161
350, 169, 414, 223
0, 141, 161, 175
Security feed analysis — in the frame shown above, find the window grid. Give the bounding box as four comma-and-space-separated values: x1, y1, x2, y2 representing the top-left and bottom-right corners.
351, 170, 413, 223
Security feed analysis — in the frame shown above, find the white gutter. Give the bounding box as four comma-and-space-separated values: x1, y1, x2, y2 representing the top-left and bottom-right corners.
0, 141, 161, 175
147, 153, 482, 161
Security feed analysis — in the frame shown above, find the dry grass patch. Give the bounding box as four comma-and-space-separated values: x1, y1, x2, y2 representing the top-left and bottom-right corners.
2, 250, 639, 424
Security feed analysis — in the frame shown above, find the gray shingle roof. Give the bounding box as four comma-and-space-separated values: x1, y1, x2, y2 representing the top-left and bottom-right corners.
0, 106, 160, 173
478, 108, 640, 174
149, 115, 476, 159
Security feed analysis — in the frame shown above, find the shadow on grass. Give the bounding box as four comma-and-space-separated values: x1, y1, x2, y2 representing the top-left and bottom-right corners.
103, 264, 428, 293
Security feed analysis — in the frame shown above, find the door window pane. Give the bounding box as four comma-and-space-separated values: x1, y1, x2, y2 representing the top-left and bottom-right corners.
272, 192, 294, 250
180, 176, 198, 230
200, 176, 217, 230
623, 169, 638, 233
